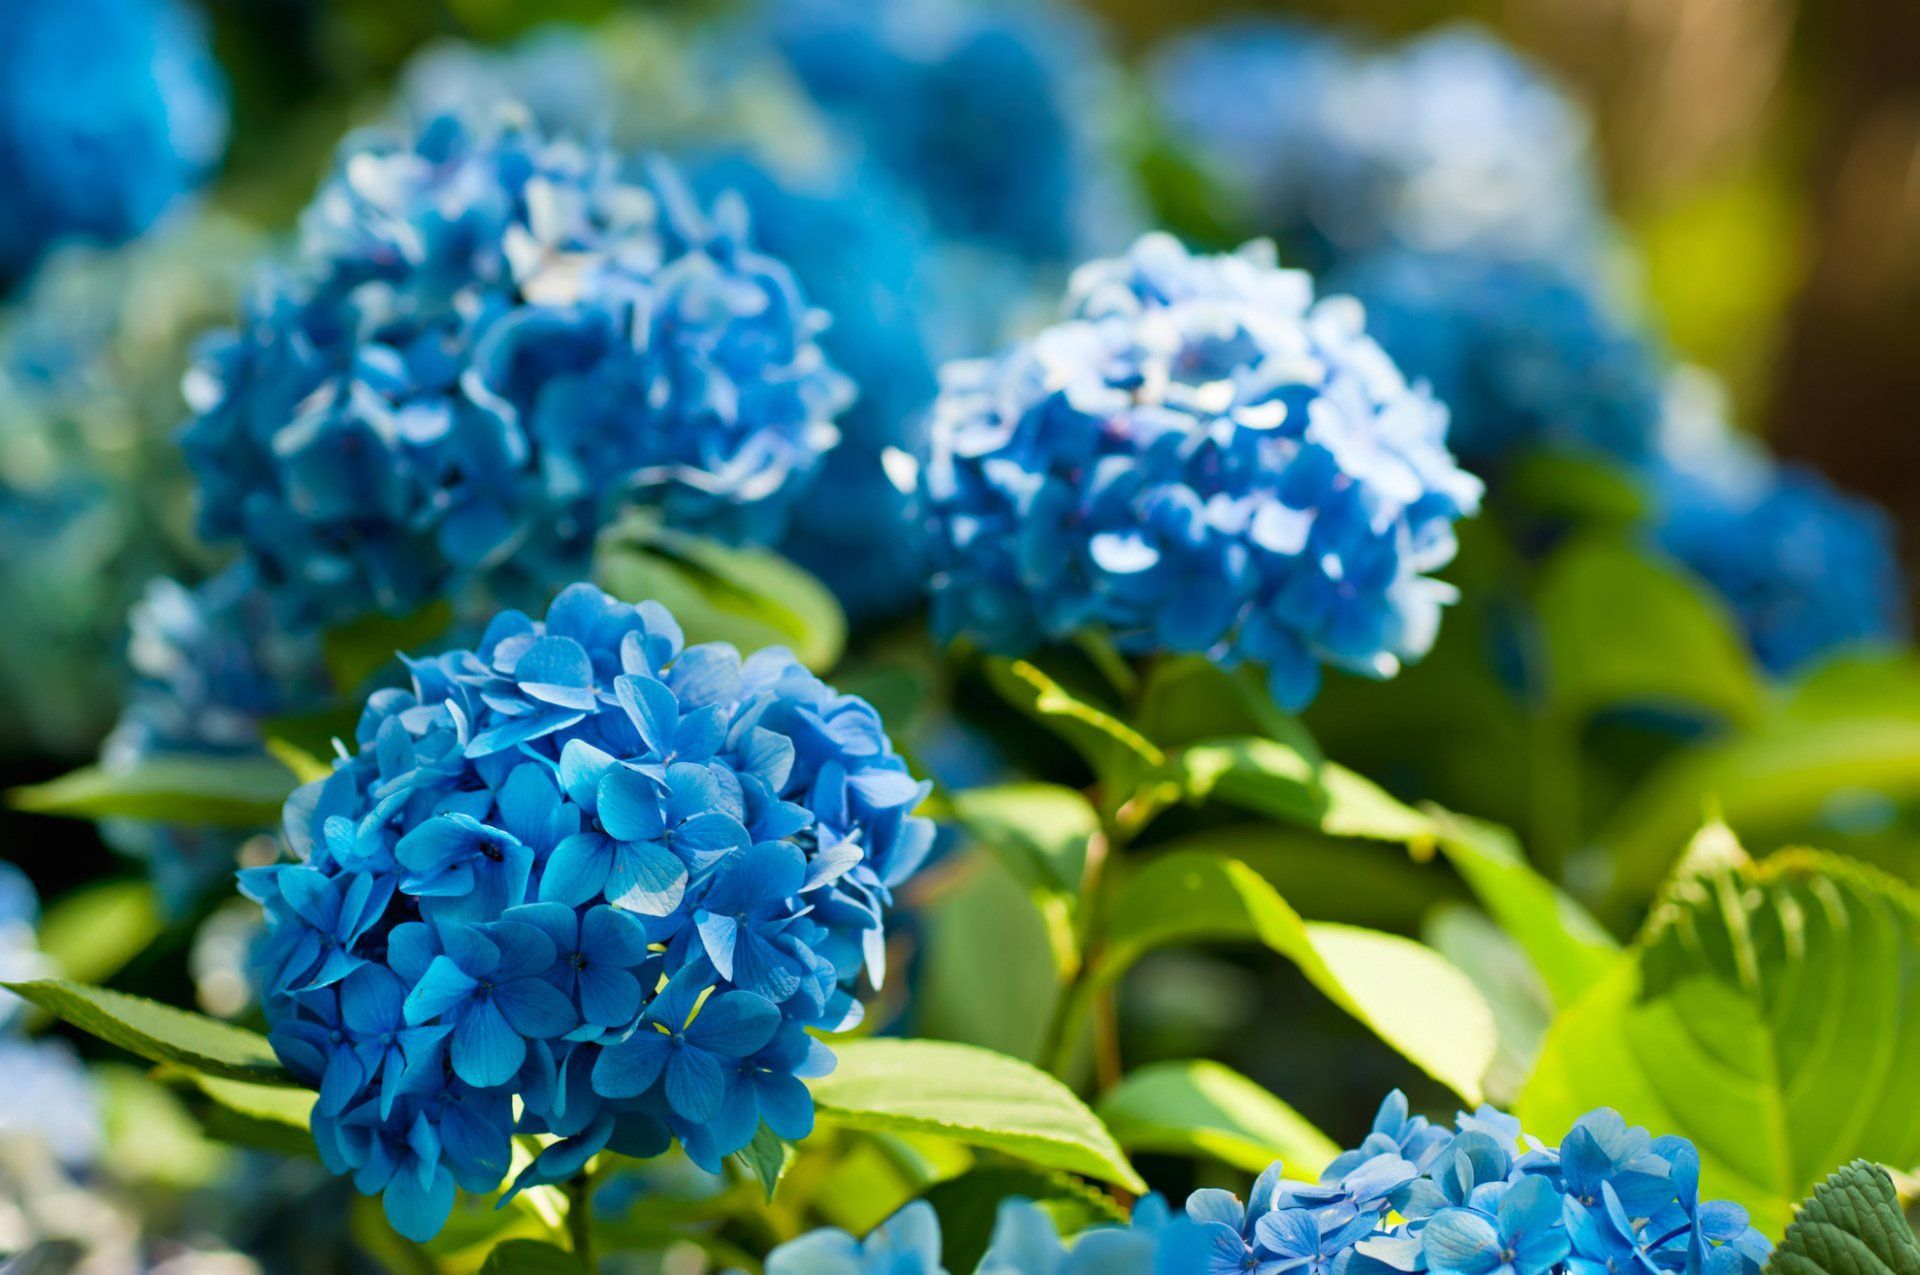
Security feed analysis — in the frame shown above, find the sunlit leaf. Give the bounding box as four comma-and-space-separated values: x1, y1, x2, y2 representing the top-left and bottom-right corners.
5, 979, 292, 1085
809, 1039, 1145, 1192
1101, 851, 1495, 1103
1096, 1060, 1339, 1177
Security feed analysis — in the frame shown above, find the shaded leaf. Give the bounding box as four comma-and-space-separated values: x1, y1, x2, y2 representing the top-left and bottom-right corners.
1769, 1161, 1920, 1275
479, 1239, 579, 1275
595, 512, 845, 671
163, 1068, 318, 1159
11, 755, 299, 827
1536, 536, 1761, 724
734, 1124, 794, 1202
949, 783, 1095, 896
5, 979, 292, 1085
809, 1039, 1145, 1192
1096, 1060, 1339, 1177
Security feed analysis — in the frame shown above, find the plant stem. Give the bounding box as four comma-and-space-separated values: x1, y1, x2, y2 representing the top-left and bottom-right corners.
566, 1171, 594, 1272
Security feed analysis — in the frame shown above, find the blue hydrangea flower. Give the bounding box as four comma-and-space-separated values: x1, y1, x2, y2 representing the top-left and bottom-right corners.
1648, 378, 1905, 675
0, 0, 227, 284
767, 0, 1138, 267
248, 583, 934, 1241
1328, 249, 1667, 469
918, 233, 1483, 710
0, 216, 259, 754
1150, 23, 1599, 271
101, 564, 329, 909
183, 110, 851, 632
763, 1093, 1770, 1275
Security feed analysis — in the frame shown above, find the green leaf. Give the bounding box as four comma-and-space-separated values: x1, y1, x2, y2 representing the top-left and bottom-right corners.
1315, 765, 1438, 844
1101, 851, 1495, 1103
96, 1064, 230, 1189
1536, 536, 1762, 724
1519, 851, 1920, 1237
1172, 737, 1324, 828
1429, 811, 1617, 1008
949, 783, 1095, 896
919, 855, 1064, 1059
323, 600, 453, 693
919, 1167, 1128, 1274
1769, 1161, 1920, 1275
35, 880, 160, 986
983, 658, 1165, 781
479, 1239, 579, 1275
163, 1069, 318, 1158
5, 979, 292, 1085
734, 1124, 794, 1202
594, 512, 846, 671
265, 736, 333, 786
1136, 655, 1319, 753
1096, 1060, 1340, 1177
11, 754, 298, 826
808, 1038, 1146, 1192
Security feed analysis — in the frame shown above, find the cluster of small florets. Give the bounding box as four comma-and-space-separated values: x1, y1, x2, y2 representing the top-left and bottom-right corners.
1649, 376, 1905, 675
917, 232, 1483, 710
0, 0, 228, 284
183, 109, 850, 632
1150, 23, 1598, 270
102, 564, 327, 908
762, 1093, 1772, 1275
245, 583, 934, 1240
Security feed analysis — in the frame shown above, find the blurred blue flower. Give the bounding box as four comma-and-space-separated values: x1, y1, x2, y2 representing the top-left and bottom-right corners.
252, 583, 934, 1239
1329, 249, 1666, 469
0, 0, 226, 284
1151, 22, 1599, 270
765, 1199, 948, 1274
768, 0, 1138, 267
102, 564, 328, 909
184, 110, 850, 632
1648, 378, 1904, 674
919, 233, 1483, 710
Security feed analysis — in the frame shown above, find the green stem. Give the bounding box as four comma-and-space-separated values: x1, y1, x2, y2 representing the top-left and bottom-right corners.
1039, 799, 1130, 1085
566, 1171, 594, 1272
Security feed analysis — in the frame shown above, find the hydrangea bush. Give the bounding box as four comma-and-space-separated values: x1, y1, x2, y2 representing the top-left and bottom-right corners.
183, 110, 849, 632
0, 0, 227, 284
764, 1094, 1772, 1275
919, 232, 1483, 709
244, 583, 933, 1238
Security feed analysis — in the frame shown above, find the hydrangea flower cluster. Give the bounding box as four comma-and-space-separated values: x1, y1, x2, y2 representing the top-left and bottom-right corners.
1328, 250, 1666, 468
0, 216, 258, 754
918, 233, 1484, 710
1649, 375, 1905, 675
245, 583, 934, 1240
103, 564, 328, 909
766, 0, 1139, 267
1150, 23, 1599, 271
183, 110, 850, 632
0, 0, 227, 285
762, 1093, 1772, 1275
